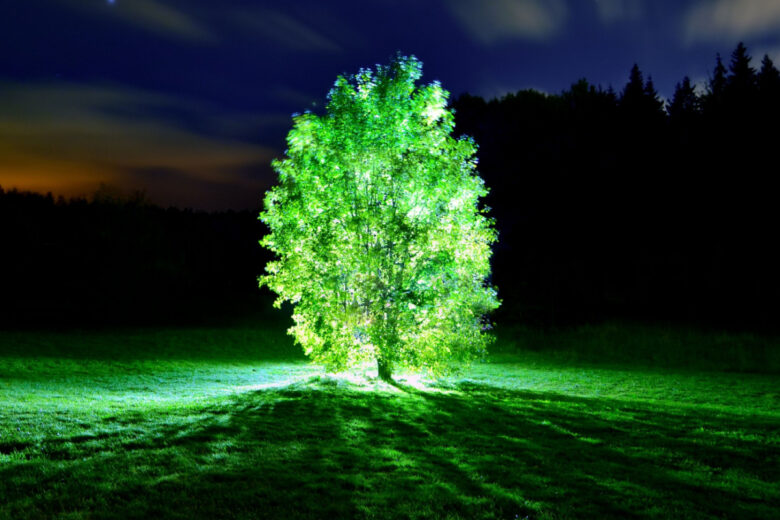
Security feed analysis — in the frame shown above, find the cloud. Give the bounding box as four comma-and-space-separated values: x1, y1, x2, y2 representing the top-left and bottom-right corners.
230, 8, 340, 52
0, 82, 276, 209
593, 0, 643, 24
684, 0, 780, 44
448, 0, 568, 45
690, 76, 709, 95
60, 0, 215, 43
752, 45, 780, 65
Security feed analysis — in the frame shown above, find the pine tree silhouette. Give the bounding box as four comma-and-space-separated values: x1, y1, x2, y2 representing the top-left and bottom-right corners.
704, 53, 728, 115
725, 42, 757, 111
755, 54, 780, 177
619, 64, 665, 124
757, 54, 780, 103
619, 64, 646, 114
643, 76, 665, 114
727, 43, 756, 90
668, 76, 700, 121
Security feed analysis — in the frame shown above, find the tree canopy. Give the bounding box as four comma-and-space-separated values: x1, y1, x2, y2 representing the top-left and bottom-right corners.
259, 54, 499, 380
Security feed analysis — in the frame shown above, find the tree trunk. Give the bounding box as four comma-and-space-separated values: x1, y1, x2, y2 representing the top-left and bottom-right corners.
377, 358, 393, 382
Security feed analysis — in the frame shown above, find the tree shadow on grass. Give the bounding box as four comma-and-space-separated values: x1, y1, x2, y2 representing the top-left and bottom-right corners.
1, 379, 778, 519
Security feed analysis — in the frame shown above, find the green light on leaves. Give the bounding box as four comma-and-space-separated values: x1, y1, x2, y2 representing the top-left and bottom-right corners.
259, 54, 500, 380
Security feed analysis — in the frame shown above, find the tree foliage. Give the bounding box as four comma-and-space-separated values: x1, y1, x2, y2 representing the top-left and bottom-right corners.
668, 76, 700, 122
259, 55, 499, 379
704, 53, 728, 114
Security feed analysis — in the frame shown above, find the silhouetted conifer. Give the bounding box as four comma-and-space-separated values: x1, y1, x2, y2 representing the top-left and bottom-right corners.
704, 53, 728, 114
619, 65, 665, 124
667, 76, 700, 121
757, 54, 780, 101
643, 76, 665, 114
619, 64, 646, 113
727, 42, 757, 95
755, 54, 780, 168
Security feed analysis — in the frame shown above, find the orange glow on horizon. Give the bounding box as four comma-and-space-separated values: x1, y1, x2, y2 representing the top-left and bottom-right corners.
0, 160, 121, 200
0, 82, 276, 209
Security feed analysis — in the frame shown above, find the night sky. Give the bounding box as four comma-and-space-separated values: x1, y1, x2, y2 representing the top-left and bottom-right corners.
2, 0, 779, 210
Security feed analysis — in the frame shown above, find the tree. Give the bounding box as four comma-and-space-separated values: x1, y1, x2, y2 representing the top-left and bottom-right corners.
726, 42, 757, 97
259, 55, 500, 381
619, 63, 646, 114
562, 78, 618, 120
619, 64, 665, 124
667, 76, 700, 122
642, 76, 665, 117
703, 53, 728, 114
758, 54, 780, 94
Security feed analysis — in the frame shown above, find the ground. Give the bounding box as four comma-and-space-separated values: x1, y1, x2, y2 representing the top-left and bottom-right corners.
0, 324, 778, 519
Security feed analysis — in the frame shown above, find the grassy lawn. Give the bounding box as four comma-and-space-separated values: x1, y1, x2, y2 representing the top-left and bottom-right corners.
1, 324, 778, 519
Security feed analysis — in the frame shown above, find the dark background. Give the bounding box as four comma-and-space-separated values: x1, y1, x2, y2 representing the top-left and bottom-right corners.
3, 42, 778, 333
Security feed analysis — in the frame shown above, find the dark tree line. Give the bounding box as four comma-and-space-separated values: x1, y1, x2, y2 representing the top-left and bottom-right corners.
2, 42, 778, 330
0, 187, 269, 326
453, 42, 780, 329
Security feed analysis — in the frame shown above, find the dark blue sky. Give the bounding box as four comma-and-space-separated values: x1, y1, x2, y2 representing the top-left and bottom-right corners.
2, 0, 779, 209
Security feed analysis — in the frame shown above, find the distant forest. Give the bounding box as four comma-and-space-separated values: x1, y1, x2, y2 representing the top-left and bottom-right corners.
0, 187, 267, 327
2, 42, 779, 330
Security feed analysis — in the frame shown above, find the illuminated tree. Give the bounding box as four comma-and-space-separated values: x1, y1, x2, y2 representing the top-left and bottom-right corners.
259, 55, 499, 381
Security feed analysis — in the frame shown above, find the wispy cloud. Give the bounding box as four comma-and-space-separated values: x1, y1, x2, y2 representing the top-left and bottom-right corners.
448, 0, 568, 45
684, 0, 780, 44
0, 82, 275, 209
752, 45, 780, 65
230, 8, 341, 52
60, 0, 215, 43
593, 0, 643, 24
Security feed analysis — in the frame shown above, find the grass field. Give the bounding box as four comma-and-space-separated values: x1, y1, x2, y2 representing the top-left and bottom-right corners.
1, 323, 778, 519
